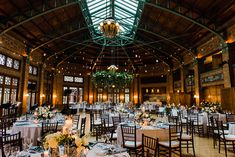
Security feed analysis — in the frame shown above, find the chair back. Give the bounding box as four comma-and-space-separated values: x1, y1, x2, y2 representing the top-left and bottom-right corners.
0, 132, 22, 157
142, 134, 158, 157
226, 113, 235, 123
80, 117, 86, 138
121, 124, 137, 147
169, 124, 179, 145
73, 115, 80, 129
0, 122, 7, 136
189, 113, 200, 125
101, 113, 110, 126
95, 123, 106, 141
41, 122, 58, 138
112, 116, 121, 130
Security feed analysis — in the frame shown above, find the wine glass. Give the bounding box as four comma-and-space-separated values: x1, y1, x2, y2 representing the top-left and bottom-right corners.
105, 132, 111, 144
26, 138, 33, 149
4, 144, 11, 157
11, 147, 19, 157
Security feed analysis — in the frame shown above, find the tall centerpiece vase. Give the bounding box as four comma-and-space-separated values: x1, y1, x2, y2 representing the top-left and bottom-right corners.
50, 148, 58, 157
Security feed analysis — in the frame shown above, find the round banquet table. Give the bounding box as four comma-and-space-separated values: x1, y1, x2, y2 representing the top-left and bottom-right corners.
12, 120, 63, 146
117, 124, 169, 146
12, 121, 41, 146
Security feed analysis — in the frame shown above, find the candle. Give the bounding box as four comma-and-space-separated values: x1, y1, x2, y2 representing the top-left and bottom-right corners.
44, 150, 49, 157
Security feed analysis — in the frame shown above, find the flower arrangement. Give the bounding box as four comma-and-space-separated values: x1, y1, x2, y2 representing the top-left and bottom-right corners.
34, 106, 53, 120
199, 101, 223, 113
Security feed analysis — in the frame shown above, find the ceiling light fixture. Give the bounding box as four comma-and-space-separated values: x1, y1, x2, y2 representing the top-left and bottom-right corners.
100, 17, 120, 38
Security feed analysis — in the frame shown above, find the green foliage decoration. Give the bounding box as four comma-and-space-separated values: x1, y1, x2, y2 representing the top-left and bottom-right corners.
92, 70, 133, 88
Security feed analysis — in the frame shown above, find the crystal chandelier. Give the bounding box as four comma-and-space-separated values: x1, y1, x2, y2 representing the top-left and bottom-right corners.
99, 17, 120, 38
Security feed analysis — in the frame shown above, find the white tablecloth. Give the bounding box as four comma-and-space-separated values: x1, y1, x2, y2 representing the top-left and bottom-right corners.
12, 122, 41, 146
87, 143, 130, 157
117, 125, 169, 146
12, 120, 63, 146
229, 123, 235, 135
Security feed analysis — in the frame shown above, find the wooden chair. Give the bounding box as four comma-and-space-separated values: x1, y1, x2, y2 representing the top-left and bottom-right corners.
121, 124, 142, 157
211, 117, 229, 149
80, 117, 86, 138
41, 122, 59, 137
90, 112, 102, 133
207, 113, 219, 137
159, 124, 181, 157
178, 120, 195, 157
101, 113, 113, 131
142, 134, 158, 157
218, 120, 235, 157
0, 132, 22, 157
189, 113, 204, 137
95, 123, 107, 142
110, 116, 121, 143
73, 114, 80, 129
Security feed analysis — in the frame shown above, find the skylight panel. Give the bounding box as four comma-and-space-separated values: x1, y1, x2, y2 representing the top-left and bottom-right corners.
82, 0, 145, 45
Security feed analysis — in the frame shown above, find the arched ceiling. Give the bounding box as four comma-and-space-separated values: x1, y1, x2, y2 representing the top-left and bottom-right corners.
0, 0, 234, 74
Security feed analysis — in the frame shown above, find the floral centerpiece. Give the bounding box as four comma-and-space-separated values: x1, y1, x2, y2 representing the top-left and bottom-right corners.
135, 112, 154, 125
34, 106, 53, 120
199, 101, 223, 113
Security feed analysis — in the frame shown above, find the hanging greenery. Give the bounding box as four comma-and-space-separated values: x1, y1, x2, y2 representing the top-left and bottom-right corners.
91, 70, 133, 88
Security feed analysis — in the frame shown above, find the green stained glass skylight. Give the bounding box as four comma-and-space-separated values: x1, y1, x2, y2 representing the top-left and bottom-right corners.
80, 0, 145, 46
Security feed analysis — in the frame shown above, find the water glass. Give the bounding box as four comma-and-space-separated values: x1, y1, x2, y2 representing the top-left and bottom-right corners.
4, 144, 11, 157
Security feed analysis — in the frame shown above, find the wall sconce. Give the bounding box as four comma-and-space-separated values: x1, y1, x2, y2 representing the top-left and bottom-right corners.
103, 95, 107, 100
177, 90, 180, 93
156, 89, 160, 93
24, 93, 29, 97
194, 95, 199, 99
120, 95, 124, 100
40, 94, 45, 98
134, 95, 138, 99
53, 95, 57, 98
89, 95, 93, 98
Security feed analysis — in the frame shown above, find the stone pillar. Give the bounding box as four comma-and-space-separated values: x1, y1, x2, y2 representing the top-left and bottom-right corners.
37, 64, 45, 105
18, 49, 30, 113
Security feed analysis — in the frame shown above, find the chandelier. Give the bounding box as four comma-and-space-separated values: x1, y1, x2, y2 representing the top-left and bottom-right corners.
99, 17, 120, 38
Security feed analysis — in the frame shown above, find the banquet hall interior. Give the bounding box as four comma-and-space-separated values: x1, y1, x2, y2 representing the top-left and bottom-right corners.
0, 0, 235, 156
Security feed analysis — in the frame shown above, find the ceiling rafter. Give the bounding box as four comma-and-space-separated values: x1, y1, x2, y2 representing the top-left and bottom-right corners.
0, 0, 79, 36
26, 0, 60, 35
141, 0, 225, 41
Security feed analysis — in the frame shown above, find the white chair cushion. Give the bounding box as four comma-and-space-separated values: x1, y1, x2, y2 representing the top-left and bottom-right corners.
112, 133, 117, 139
124, 141, 142, 147
181, 119, 187, 123
180, 134, 192, 140
221, 134, 235, 141
214, 130, 229, 134
105, 123, 113, 127
193, 122, 203, 125
159, 141, 179, 148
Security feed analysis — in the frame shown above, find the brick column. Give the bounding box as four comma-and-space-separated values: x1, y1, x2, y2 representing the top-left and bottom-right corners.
222, 44, 231, 88
18, 51, 30, 113
193, 59, 204, 106
180, 68, 185, 93
37, 64, 45, 105
167, 72, 173, 103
